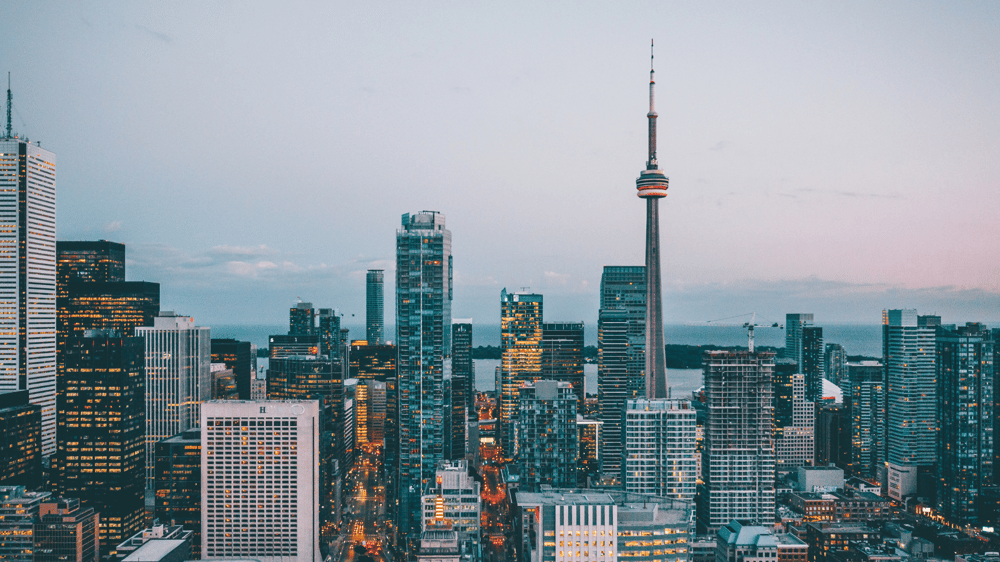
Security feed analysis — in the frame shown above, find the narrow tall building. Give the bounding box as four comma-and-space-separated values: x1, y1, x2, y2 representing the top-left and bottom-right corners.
498, 289, 542, 458
154, 428, 202, 559
55, 332, 145, 553
634, 43, 669, 399
698, 350, 776, 533
785, 313, 814, 368
517, 380, 578, 492
846, 361, 884, 480
622, 398, 697, 501
451, 322, 474, 460
135, 312, 211, 492
0, 125, 56, 456
289, 302, 315, 335
825, 343, 846, 386
201, 401, 321, 562
541, 322, 585, 408
395, 211, 451, 551
936, 323, 993, 526
772, 360, 815, 471
802, 326, 825, 403
366, 269, 385, 345
882, 309, 935, 501
597, 266, 645, 481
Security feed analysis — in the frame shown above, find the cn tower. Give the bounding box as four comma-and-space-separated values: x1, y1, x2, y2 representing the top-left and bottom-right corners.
635, 40, 669, 399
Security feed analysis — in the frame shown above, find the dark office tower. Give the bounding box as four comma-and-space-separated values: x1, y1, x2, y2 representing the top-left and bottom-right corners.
267, 355, 345, 539
348, 341, 398, 380
846, 361, 884, 480
56, 241, 125, 296
289, 301, 315, 335
882, 309, 935, 501
936, 323, 994, 527
815, 403, 850, 471
802, 326, 825, 403
33, 498, 99, 562
154, 428, 201, 559
499, 289, 543, 458
367, 269, 385, 345
785, 313, 814, 366
395, 211, 451, 552
517, 380, 578, 492
59, 281, 161, 338
598, 265, 645, 481
451, 323, 473, 460
634, 44, 669, 399
541, 322, 585, 409
0, 127, 57, 457
0, 391, 41, 488
268, 334, 320, 358
825, 343, 846, 386
773, 359, 815, 470
210, 339, 252, 400
55, 333, 144, 552
317, 309, 341, 360
698, 350, 775, 534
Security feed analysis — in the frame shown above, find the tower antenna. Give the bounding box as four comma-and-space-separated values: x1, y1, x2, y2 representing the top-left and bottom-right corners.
5, 73, 12, 140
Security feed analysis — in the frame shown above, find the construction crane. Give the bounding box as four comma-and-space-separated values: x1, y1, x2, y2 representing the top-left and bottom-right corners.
686, 312, 783, 352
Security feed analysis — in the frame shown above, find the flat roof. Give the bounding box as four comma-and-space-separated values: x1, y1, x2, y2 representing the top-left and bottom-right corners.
517, 490, 615, 506
123, 540, 186, 562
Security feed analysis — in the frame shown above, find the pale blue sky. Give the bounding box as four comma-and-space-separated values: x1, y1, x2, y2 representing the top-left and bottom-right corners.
2, 1, 998, 326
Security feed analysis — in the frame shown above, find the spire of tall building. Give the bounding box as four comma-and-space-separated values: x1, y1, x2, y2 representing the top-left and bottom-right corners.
635, 40, 669, 398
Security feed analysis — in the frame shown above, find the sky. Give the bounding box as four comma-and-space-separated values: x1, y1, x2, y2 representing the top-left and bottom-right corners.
2, 1, 999, 327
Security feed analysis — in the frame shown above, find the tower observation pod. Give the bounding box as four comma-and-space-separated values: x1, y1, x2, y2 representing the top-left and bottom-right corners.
637, 40, 669, 399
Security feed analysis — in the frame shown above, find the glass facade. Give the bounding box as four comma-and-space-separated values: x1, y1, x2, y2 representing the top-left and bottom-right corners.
366, 270, 385, 345
155, 428, 202, 559
56, 241, 125, 297
0, 391, 41, 489
210, 339, 252, 400
450, 323, 473, 460
517, 381, 578, 492
542, 322, 585, 409
499, 289, 542, 458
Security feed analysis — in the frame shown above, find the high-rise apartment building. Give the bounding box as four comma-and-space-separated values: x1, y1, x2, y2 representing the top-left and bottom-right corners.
541, 322, 585, 408
802, 326, 825, 403
815, 403, 850, 471
367, 269, 384, 345
316, 308, 341, 360
598, 266, 645, 481
395, 210, 452, 550
577, 417, 603, 487
517, 380, 578, 492
0, 486, 51, 562
499, 289, 542, 458
846, 361, 884, 480
785, 313, 814, 368
622, 399, 697, 501
825, 343, 846, 387
772, 361, 815, 471
290, 302, 315, 336
210, 339, 252, 400
56, 241, 125, 295
451, 322, 473, 460
135, 312, 211, 492
155, 428, 201, 559
201, 401, 321, 562
55, 333, 145, 553
33, 498, 99, 562
0, 391, 41, 488
882, 309, 935, 501
698, 350, 775, 533
0, 135, 56, 456
936, 323, 994, 526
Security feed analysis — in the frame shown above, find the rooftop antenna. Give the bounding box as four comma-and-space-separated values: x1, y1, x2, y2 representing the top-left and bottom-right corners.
5, 73, 12, 140
647, 39, 657, 168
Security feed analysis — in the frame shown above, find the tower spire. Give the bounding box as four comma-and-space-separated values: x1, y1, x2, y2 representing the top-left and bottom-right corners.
5, 73, 12, 140
647, 40, 657, 169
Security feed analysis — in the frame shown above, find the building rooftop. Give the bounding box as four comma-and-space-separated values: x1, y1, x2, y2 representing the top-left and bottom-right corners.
517, 490, 615, 506
123, 540, 187, 562
618, 502, 690, 525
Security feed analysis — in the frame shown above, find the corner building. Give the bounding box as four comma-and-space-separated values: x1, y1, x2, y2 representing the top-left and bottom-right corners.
0, 137, 56, 456
395, 211, 451, 551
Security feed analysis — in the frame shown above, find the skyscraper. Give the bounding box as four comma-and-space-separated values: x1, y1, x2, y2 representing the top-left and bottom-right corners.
0, 122, 56, 456
635, 42, 669, 400
825, 343, 846, 387
622, 398, 697, 501
210, 339, 252, 400
936, 323, 993, 526
517, 380, 578, 492
785, 313, 814, 367
201, 400, 321, 562
846, 361, 884, 480
882, 309, 936, 501
541, 322, 585, 409
451, 322, 473, 460
135, 312, 211, 492
316, 308, 341, 360
367, 269, 385, 345
802, 326, 825, 403
598, 265, 645, 480
58, 281, 160, 339
155, 428, 202, 559
0, 391, 41, 488
56, 240, 125, 294
290, 302, 315, 335
499, 289, 542, 458
698, 350, 776, 533
55, 332, 145, 553
395, 211, 451, 551
772, 361, 815, 471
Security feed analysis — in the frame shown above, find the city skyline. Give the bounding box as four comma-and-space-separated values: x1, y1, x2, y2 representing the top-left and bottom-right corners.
2, 3, 1000, 327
